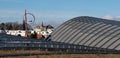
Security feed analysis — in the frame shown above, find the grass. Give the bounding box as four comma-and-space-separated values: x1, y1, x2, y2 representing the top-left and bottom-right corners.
0, 50, 43, 54
0, 50, 120, 58
3, 54, 120, 58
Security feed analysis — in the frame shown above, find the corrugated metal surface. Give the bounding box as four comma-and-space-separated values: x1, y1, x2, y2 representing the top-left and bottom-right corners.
0, 33, 119, 53
49, 16, 120, 50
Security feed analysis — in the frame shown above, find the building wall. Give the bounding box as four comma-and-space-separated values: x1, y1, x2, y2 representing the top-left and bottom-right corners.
49, 16, 120, 50
6, 30, 25, 37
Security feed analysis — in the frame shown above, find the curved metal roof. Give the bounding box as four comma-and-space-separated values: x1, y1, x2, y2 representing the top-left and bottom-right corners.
49, 16, 120, 50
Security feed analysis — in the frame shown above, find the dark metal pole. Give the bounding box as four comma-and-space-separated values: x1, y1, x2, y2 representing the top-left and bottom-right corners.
25, 10, 28, 37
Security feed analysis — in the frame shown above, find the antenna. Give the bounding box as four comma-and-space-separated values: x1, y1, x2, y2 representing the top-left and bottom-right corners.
23, 9, 35, 37
25, 9, 28, 37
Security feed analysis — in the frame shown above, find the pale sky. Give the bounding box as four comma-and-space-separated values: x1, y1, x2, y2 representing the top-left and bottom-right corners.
0, 0, 120, 27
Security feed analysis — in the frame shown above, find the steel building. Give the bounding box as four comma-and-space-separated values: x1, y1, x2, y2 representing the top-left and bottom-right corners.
0, 16, 120, 54
48, 16, 120, 50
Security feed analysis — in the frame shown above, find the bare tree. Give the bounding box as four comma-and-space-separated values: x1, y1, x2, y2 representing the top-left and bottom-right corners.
0, 22, 32, 30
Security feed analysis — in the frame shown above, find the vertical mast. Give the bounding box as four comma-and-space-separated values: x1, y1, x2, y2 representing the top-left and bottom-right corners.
25, 9, 28, 37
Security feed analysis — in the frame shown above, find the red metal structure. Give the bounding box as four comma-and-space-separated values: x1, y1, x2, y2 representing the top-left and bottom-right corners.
24, 10, 28, 37
23, 10, 35, 37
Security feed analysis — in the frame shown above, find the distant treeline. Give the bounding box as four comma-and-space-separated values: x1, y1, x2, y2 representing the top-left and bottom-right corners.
0, 22, 32, 30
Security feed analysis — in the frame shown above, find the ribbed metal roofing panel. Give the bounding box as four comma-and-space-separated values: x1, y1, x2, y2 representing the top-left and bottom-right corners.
49, 16, 120, 50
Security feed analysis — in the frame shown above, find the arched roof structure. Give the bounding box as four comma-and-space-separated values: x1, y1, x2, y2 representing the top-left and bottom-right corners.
49, 16, 120, 50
